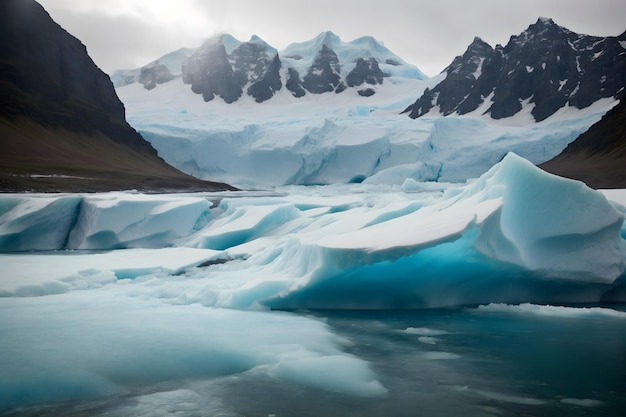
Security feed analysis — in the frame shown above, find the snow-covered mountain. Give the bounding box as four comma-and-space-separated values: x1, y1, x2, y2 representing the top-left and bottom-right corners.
405, 18, 626, 122
112, 31, 426, 102
111, 48, 195, 90
114, 22, 625, 188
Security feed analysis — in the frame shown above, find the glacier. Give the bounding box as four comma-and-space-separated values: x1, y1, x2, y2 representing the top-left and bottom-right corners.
117, 76, 617, 189
112, 28, 622, 190
1, 154, 626, 412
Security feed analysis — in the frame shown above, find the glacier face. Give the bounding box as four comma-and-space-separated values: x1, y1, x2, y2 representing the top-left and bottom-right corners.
117, 72, 617, 189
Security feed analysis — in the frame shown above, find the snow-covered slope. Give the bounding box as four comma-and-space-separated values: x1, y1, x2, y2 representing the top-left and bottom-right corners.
113, 23, 624, 188
281, 31, 426, 82
111, 48, 196, 89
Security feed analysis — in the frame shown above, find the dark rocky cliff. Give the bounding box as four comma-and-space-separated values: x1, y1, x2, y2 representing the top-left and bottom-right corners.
301, 44, 346, 94
0, 0, 234, 192
540, 99, 626, 188
182, 35, 282, 103
405, 18, 626, 122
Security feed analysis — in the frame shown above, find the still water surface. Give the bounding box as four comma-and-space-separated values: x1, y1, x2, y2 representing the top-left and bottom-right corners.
2, 304, 624, 417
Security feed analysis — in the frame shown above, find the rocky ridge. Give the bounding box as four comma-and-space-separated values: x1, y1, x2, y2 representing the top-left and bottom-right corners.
405, 18, 626, 122
113, 31, 426, 102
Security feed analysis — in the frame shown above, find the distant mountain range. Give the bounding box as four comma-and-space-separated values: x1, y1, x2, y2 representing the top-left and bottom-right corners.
113, 19, 626, 188
113, 18, 625, 124
112, 31, 426, 102
0, 0, 234, 192
405, 18, 626, 122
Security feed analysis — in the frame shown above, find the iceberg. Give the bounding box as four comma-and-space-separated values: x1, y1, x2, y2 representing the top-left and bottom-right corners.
1, 154, 625, 410
261, 154, 625, 309
0, 154, 624, 308
0, 193, 212, 252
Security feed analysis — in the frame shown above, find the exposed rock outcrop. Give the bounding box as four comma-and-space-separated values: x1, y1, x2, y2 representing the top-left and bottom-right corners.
0, 0, 234, 192
405, 18, 626, 122
182, 35, 281, 103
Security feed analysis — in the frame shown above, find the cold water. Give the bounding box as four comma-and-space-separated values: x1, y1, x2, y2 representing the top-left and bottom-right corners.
2, 304, 624, 417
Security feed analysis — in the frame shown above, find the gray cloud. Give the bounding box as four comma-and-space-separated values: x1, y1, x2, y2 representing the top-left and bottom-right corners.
37, 0, 626, 77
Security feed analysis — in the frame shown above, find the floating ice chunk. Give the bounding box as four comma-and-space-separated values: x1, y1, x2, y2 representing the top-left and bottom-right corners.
194, 202, 299, 250
0, 195, 81, 251
560, 398, 605, 407
405, 327, 449, 336
263, 153, 626, 309
68, 194, 211, 250
0, 248, 222, 296
363, 162, 441, 185
318, 194, 501, 259
475, 303, 626, 319
0, 194, 213, 251
0, 293, 385, 406
269, 355, 387, 397
418, 336, 440, 345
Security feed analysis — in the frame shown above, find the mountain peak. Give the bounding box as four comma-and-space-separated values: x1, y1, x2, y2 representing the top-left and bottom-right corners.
317, 30, 342, 46
466, 36, 493, 54
470, 36, 489, 45
536, 16, 556, 25
220, 33, 242, 54
407, 18, 626, 121
522, 17, 571, 39
116, 30, 427, 101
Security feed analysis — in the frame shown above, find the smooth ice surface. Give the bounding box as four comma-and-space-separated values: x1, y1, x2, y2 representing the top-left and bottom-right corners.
475, 303, 626, 318
0, 291, 385, 407
0, 248, 223, 296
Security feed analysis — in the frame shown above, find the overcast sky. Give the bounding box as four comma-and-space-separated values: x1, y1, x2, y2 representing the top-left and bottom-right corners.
37, 0, 625, 77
